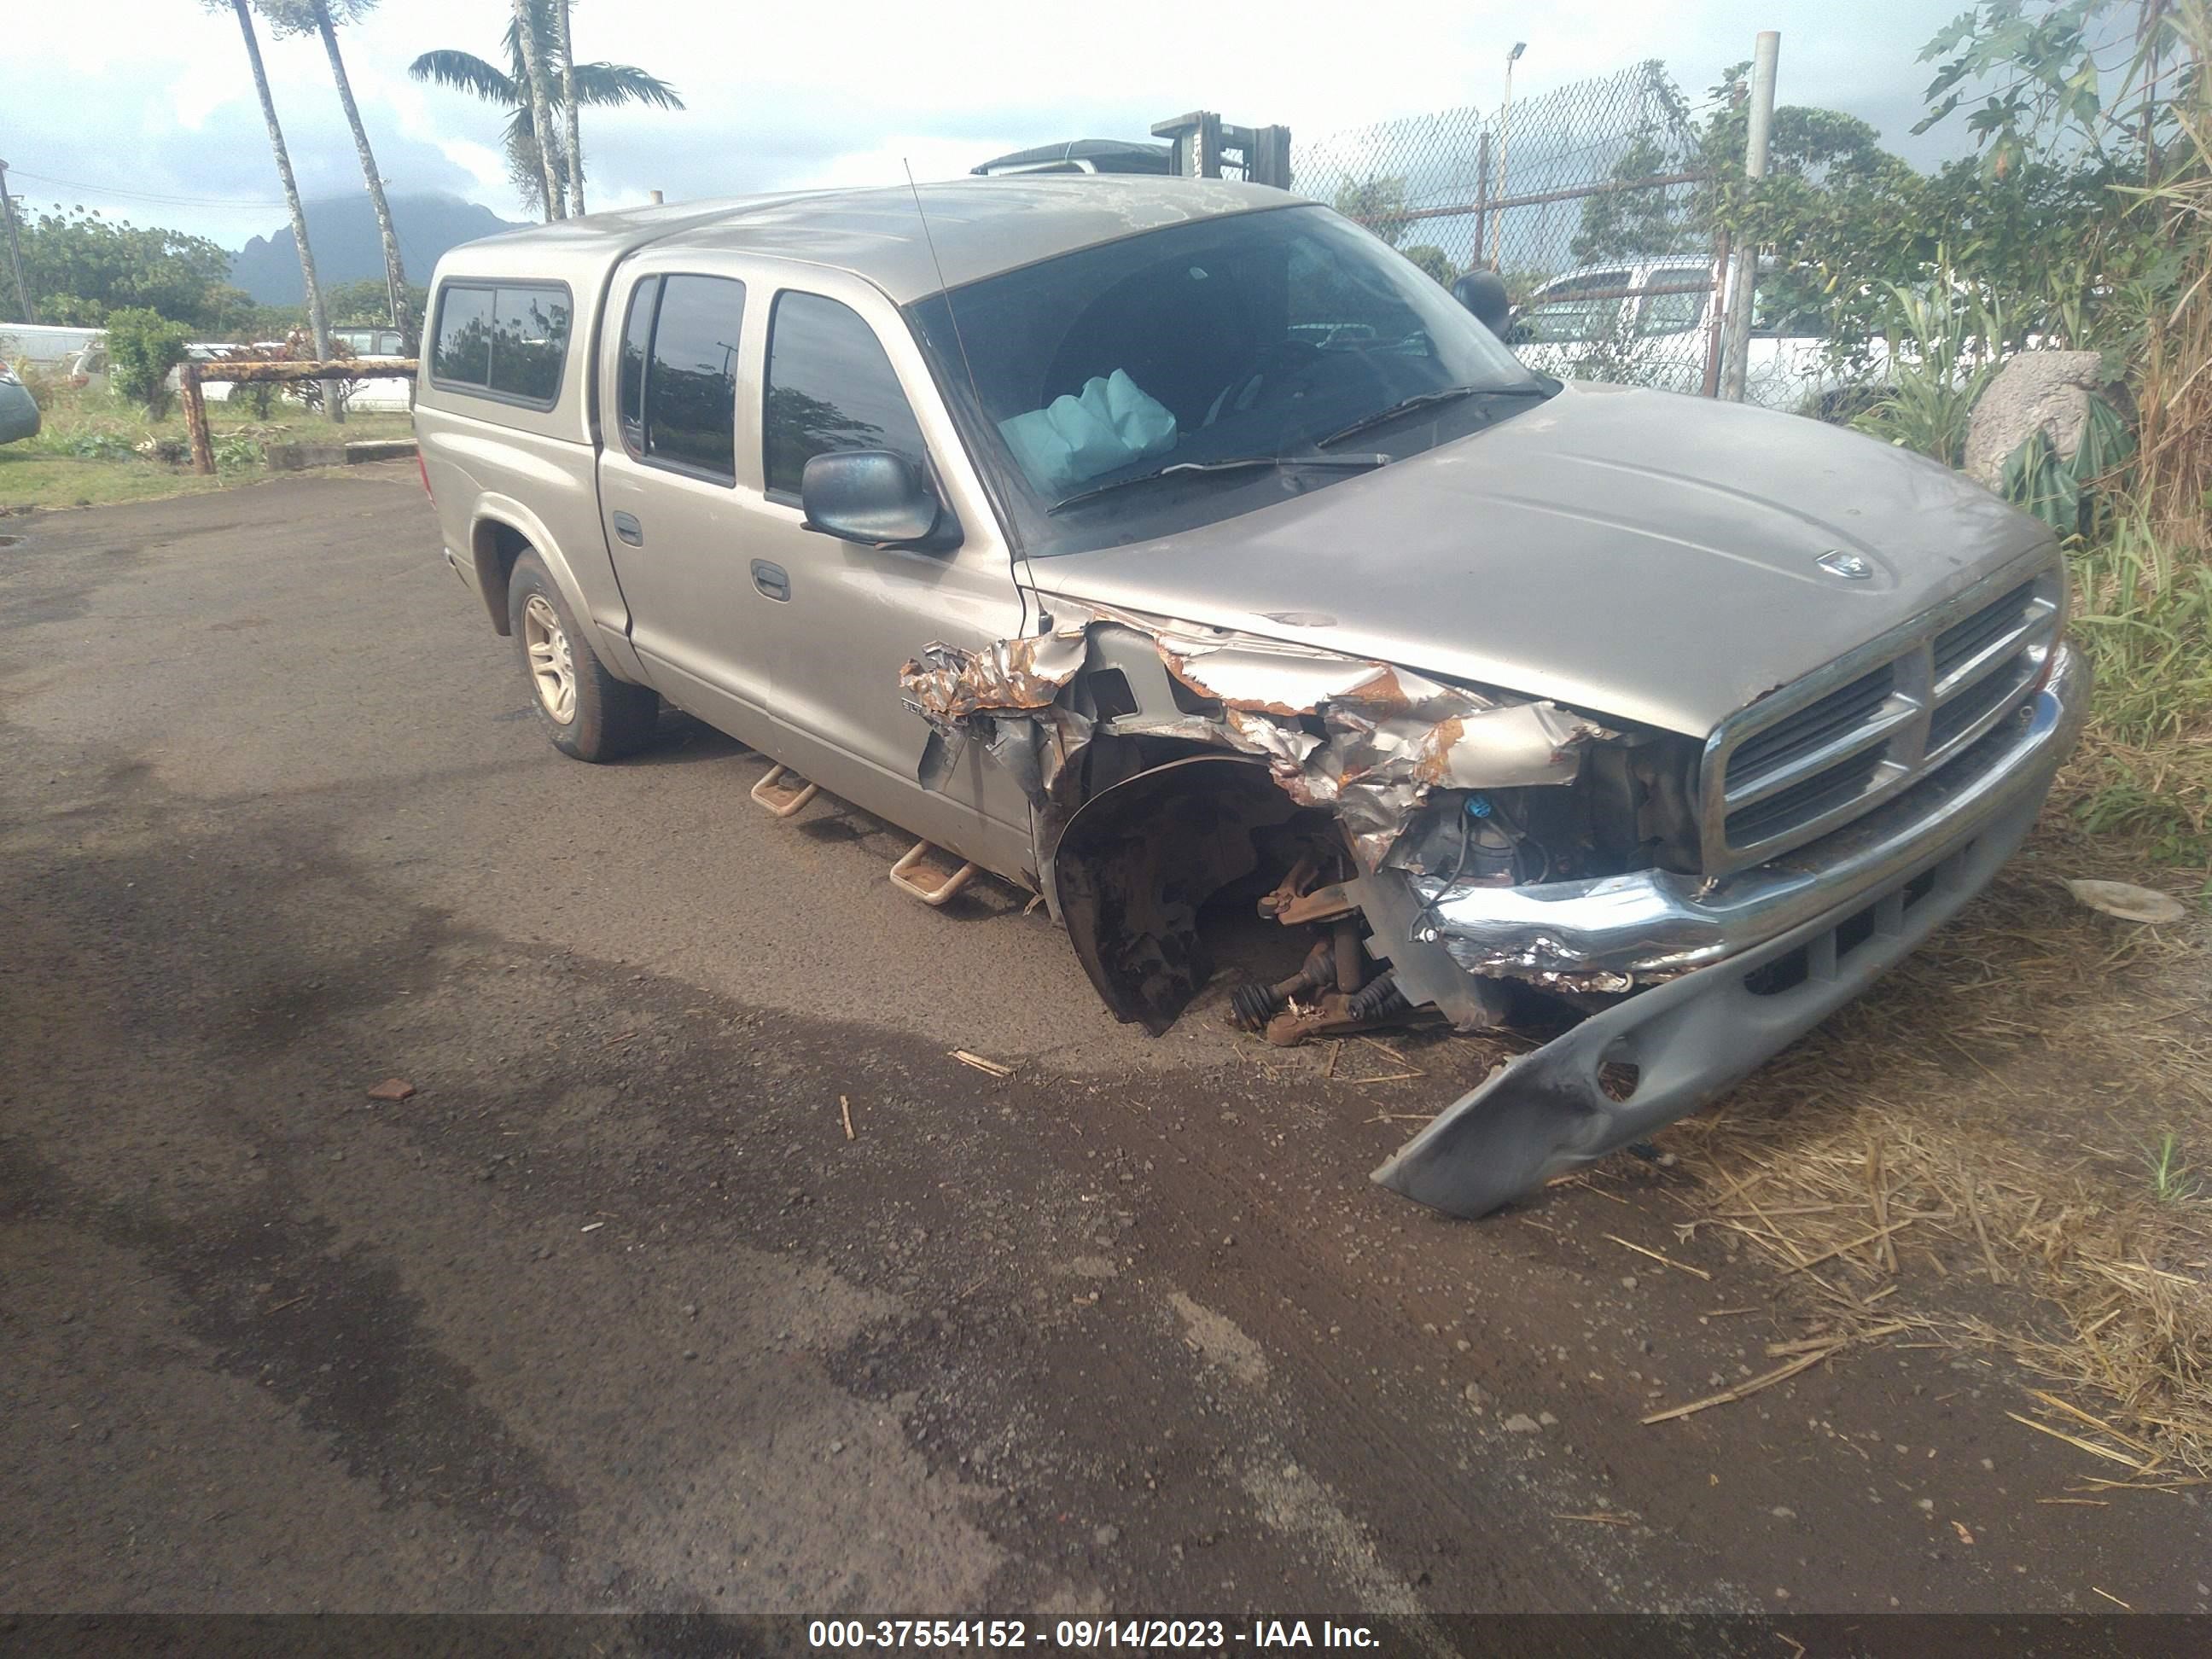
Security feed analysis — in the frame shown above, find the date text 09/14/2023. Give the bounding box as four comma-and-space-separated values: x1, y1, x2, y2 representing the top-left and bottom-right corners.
806, 1619, 1382, 1649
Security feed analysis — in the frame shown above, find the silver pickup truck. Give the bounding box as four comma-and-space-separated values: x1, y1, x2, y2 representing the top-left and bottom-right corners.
416, 178, 2086, 1218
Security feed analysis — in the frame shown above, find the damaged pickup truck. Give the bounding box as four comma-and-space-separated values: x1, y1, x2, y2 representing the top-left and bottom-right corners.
417, 177, 2087, 1218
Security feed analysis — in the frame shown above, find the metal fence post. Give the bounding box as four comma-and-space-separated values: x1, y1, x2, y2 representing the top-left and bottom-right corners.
1700, 224, 1731, 397
1719, 31, 1779, 403
1471, 132, 1492, 275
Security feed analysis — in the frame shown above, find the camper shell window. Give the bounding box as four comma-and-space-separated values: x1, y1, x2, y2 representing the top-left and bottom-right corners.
429, 282, 574, 409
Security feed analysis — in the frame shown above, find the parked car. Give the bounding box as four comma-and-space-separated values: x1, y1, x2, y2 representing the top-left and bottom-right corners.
0, 358, 39, 444
333, 326, 406, 356
1509, 254, 1883, 414
417, 179, 2084, 1218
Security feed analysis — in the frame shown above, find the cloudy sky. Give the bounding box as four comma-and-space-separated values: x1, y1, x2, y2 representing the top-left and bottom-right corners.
7, 0, 1988, 249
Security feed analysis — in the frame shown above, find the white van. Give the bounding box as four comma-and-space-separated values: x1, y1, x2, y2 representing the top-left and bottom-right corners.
2, 323, 109, 390
0, 322, 106, 373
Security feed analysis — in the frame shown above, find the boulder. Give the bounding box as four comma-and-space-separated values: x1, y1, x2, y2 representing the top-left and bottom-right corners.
1963, 350, 2106, 487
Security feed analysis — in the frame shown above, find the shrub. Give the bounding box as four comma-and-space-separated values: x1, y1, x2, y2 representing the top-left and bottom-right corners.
104, 307, 193, 418
62, 433, 138, 462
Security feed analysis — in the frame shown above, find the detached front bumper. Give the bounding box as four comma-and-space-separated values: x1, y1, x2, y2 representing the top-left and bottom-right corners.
1372, 644, 2088, 1218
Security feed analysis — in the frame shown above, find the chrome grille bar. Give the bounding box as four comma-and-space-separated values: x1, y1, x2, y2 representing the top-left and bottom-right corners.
1699, 556, 2064, 876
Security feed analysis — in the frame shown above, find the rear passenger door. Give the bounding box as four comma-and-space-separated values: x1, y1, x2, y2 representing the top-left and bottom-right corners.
595, 270, 777, 737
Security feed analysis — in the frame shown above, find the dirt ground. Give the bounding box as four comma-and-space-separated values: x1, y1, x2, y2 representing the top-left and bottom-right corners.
2, 474, 2207, 1616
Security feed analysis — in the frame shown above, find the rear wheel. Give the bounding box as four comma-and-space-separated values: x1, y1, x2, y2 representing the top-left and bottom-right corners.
507, 550, 658, 761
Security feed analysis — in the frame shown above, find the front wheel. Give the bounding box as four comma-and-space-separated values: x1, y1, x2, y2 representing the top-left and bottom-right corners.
507, 550, 659, 761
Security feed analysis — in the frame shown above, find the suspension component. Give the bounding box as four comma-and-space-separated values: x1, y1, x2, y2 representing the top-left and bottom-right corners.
1230, 938, 1336, 1032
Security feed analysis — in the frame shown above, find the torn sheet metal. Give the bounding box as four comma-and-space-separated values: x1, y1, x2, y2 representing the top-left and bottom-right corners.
898, 608, 1612, 872
901, 631, 1094, 812
900, 628, 1089, 722
1154, 637, 1412, 716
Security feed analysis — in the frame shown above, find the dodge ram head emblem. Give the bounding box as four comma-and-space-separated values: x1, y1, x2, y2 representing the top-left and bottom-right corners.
1817, 549, 1873, 580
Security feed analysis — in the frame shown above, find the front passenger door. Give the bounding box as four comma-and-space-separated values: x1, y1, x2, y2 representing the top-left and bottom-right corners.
742, 286, 1030, 867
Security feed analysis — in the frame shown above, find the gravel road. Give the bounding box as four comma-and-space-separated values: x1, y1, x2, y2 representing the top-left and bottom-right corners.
1, 474, 2201, 1617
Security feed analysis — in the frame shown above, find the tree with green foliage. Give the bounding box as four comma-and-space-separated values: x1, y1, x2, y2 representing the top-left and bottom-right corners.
1571, 135, 1695, 264
1331, 177, 1413, 247
0, 207, 232, 327
104, 307, 194, 417
410, 0, 685, 222
1916, 0, 2190, 178
1912, 1, 2207, 542
323, 278, 429, 328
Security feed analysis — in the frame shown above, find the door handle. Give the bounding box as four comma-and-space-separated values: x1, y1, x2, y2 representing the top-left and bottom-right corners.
612, 511, 643, 546
751, 560, 790, 602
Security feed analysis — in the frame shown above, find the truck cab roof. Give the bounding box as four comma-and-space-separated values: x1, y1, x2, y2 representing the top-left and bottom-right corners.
439, 176, 1297, 306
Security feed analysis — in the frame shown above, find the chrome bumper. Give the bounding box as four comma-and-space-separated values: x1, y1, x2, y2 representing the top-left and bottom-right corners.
1413, 644, 2090, 985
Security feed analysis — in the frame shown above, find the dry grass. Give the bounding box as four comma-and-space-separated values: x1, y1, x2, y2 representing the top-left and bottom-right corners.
1655, 812, 2212, 1478
2133, 1, 2212, 550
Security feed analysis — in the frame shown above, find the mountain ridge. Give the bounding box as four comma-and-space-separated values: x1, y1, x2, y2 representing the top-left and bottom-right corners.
230, 192, 528, 305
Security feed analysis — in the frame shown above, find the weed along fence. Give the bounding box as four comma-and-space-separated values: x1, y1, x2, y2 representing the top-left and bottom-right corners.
1293, 42, 1779, 402
177, 358, 417, 474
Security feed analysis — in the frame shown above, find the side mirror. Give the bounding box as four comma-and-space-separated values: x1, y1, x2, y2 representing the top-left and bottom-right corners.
1452, 271, 1513, 338
800, 450, 946, 547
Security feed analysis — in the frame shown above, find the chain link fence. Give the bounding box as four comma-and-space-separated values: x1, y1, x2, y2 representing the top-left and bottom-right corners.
1294, 62, 1739, 400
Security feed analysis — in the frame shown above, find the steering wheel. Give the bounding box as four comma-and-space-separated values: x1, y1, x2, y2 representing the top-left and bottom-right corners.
1203, 341, 1318, 427
1203, 340, 1391, 428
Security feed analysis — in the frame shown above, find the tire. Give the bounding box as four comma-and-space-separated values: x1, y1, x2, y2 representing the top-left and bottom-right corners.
506, 550, 659, 761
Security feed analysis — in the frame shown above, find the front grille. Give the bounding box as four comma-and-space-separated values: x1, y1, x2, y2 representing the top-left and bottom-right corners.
1935, 582, 2037, 684
1699, 562, 2062, 875
1929, 653, 2034, 750
1726, 664, 1896, 784
1725, 748, 1887, 846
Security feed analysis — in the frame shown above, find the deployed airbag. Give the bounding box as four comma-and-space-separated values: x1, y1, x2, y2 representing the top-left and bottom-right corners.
1000, 370, 1178, 496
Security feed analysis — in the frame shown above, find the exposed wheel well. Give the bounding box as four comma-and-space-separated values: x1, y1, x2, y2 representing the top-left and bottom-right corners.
1048, 753, 1301, 1033
473, 519, 532, 636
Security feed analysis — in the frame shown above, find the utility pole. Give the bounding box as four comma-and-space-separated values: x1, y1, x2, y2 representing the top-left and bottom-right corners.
1720, 32, 1779, 403
1489, 43, 1527, 271
0, 160, 34, 325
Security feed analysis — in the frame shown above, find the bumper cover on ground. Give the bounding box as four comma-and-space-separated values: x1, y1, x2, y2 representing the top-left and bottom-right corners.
1372, 647, 2087, 1218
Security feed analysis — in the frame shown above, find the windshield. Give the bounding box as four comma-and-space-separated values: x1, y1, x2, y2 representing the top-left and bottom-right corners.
905, 204, 1547, 558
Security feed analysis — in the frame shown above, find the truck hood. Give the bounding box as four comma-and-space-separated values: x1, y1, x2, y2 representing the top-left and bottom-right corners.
1033, 381, 2052, 736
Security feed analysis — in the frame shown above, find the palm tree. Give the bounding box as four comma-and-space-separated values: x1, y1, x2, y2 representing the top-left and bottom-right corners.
510, 0, 565, 219
410, 0, 684, 223
557, 1, 585, 217
206, 0, 341, 420
259, 1, 414, 348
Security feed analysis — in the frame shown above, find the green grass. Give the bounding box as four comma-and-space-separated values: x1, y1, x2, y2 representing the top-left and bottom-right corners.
2145, 1132, 2207, 1207
2061, 509, 2212, 871
0, 384, 414, 513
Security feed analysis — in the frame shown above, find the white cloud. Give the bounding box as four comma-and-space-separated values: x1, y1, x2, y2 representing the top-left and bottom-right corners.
8, 0, 1982, 246
436, 139, 513, 194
